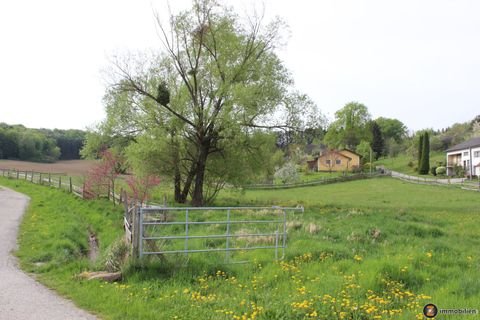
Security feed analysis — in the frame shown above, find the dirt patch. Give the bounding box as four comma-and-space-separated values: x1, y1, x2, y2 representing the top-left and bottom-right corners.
0, 160, 98, 176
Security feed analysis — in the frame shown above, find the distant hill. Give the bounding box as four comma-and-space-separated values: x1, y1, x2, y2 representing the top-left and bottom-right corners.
0, 123, 86, 162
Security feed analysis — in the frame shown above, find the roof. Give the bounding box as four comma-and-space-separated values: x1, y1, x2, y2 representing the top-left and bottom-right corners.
319, 150, 352, 160
340, 148, 362, 157
446, 137, 480, 152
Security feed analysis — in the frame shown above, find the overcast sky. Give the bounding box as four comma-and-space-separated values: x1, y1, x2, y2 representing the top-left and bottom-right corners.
1, 0, 479, 131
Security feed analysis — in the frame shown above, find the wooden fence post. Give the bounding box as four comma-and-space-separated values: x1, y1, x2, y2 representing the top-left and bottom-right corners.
59, 176, 62, 189
16, 171, 19, 179
69, 177, 73, 193
31, 172, 34, 182
132, 206, 140, 259
48, 173, 51, 186
39, 173, 42, 185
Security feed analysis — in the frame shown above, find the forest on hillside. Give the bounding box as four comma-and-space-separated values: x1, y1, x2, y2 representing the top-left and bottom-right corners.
0, 123, 85, 162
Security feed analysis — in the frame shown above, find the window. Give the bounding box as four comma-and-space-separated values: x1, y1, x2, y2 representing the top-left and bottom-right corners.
474, 151, 480, 158
336, 159, 341, 165
464, 151, 469, 156
326, 160, 331, 165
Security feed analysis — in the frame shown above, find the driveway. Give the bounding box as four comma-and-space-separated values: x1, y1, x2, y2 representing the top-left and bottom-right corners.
0, 187, 97, 320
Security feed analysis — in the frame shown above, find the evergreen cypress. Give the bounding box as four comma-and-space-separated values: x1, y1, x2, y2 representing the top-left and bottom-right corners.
417, 133, 423, 171
371, 121, 385, 160
419, 132, 430, 174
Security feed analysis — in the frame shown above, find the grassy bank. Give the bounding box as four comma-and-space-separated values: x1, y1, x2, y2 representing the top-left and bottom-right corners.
375, 152, 445, 176
1, 177, 479, 319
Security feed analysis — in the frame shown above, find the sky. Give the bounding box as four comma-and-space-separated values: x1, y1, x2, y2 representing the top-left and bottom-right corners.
1, 0, 479, 132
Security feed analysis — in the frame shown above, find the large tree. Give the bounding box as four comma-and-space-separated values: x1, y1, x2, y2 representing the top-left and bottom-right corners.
375, 117, 407, 143
324, 102, 371, 150
97, 0, 317, 206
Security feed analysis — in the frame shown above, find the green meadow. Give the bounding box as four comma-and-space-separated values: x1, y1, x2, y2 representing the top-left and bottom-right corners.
1, 176, 479, 319
375, 152, 446, 177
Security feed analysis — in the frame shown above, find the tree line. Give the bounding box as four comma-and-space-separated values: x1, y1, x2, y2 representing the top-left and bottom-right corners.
0, 123, 86, 162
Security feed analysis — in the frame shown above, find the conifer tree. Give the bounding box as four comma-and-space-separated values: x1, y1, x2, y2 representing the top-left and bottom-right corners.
419, 132, 430, 174
417, 133, 423, 171
371, 121, 384, 160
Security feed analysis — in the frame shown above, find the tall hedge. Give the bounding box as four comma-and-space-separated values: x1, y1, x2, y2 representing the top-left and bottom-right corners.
419, 132, 430, 174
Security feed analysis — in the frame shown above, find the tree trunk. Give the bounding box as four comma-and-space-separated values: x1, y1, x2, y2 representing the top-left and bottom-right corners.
172, 142, 183, 203
179, 164, 196, 203
191, 144, 209, 207
174, 166, 182, 203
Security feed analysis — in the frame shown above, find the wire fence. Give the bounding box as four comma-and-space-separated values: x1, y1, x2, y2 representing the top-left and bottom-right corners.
0, 168, 124, 203
385, 169, 480, 191
242, 172, 385, 190
0, 168, 306, 263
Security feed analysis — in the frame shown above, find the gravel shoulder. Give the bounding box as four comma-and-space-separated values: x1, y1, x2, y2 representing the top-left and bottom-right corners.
0, 187, 97, 320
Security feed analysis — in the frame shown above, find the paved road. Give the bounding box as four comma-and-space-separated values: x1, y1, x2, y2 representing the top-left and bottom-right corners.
388, 170, 465, 184
0, 187, 97, 320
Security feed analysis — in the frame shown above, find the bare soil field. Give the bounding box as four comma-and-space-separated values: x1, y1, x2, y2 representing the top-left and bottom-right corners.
0, 160, 98, 176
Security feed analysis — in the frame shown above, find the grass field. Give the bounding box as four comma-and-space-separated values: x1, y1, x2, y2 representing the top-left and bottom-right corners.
375, 152, 446, 176
1, 176, 479, 319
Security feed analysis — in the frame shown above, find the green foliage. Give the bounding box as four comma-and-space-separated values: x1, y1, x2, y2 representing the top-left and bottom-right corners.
417, 133, 423, 170
355, 140, 371, 163
435, 166, 446, 175
97, 1, 321, 205
430, 166, 437, 176
454, 165, 465, 177
375, 152, 445, 177
385, 137, 403, 158
0, 123, 85, 162
375, 117, 407, 142
419, 132, 430, 175
325, 102, 371, 150
370, 121, 384, 160
156, 81, 170, 106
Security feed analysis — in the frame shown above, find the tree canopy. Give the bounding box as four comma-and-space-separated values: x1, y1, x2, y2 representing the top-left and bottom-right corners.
87, 0, 319, 205
324, 102, 371, 150
0, 123, 85, 162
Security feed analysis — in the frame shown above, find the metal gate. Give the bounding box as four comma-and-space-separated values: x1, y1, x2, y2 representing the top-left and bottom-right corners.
137, 206, 303, 262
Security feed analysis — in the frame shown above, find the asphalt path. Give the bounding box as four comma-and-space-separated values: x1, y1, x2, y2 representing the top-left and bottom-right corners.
0, 187, 97, 320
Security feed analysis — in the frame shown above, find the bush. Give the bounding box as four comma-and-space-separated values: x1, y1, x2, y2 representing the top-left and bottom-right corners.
436, 166, 446, 176
351, 165, 362, 174
407, 160, 415, 168
363, 162, 373, 172
430, 166, 437, 176
454, 165, 465, 177
274, 162, 300, 184
104, 238, 130, 272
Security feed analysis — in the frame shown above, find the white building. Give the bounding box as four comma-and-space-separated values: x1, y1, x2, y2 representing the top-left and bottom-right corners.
446, 137, 480, 177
